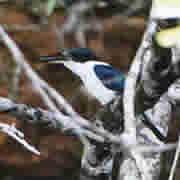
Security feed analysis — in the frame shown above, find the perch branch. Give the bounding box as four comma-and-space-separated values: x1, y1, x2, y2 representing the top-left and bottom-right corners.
0, 96, 105, 143
0, 96, 177, 153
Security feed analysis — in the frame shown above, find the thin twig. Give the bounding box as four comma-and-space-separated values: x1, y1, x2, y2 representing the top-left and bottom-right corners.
168, 135, 180, 180
8, 61, 23, 101
0, 122, 40, 155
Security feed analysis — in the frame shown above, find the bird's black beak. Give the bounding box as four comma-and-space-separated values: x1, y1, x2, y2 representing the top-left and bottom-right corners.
39, 52, 65, 63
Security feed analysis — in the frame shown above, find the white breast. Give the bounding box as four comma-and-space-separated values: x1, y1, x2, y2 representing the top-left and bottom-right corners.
80, 62, 116, 105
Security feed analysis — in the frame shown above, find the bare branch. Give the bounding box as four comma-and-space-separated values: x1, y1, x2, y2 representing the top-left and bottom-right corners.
0, 122, 40, 155
0, 96, 105, 144
0, 25, 59, 113
123, 14, 157, 140
168, 135, 180, 180
0, 95, 177, 152
8, 58, 23, 101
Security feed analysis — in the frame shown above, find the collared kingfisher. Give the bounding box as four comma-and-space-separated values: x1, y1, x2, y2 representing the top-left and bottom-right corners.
40, 48, 125, 105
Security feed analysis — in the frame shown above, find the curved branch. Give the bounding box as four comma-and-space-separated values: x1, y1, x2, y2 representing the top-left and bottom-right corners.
123, 10, 157, 138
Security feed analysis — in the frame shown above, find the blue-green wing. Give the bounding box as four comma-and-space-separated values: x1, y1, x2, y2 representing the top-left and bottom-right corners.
94, 65, 125, 92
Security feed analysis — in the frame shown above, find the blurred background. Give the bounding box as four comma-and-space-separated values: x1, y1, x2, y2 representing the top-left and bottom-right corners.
0, 0, 179, 179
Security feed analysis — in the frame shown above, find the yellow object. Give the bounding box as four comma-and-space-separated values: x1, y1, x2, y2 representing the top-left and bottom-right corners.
155, 25, 180, 48
151, 0, 180, 47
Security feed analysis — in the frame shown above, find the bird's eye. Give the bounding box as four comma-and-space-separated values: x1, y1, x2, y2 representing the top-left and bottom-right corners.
158, 18, 180, 29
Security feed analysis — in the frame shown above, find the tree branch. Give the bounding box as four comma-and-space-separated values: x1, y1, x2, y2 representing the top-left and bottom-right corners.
123, 3, 158, 142
0, 18, 179, 180
168, 134, 180, 180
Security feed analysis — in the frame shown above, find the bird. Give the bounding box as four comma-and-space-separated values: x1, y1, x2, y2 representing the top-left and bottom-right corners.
40, 48, 125, 105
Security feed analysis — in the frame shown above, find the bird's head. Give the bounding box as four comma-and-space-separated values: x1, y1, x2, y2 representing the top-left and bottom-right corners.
39, 48, 102, 77
151, 0, 180, 48
40, 48, 98, 63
